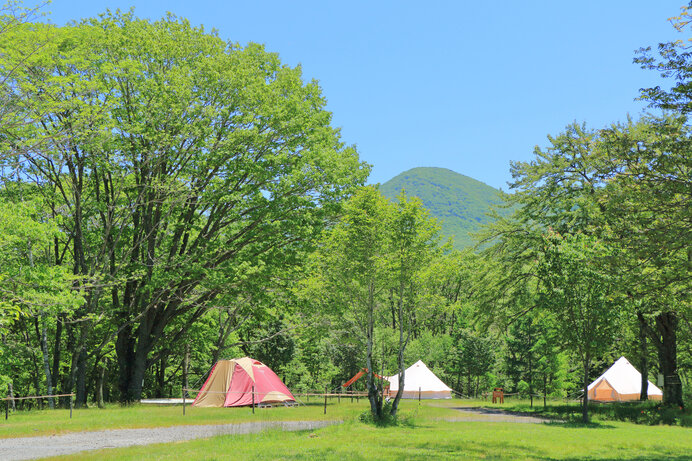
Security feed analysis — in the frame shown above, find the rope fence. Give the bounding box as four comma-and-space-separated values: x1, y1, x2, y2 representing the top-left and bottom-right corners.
180, 387, 374, 416
2, 393, 75, 420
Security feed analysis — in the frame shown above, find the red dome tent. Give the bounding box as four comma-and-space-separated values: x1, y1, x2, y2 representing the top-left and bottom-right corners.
192, 357, 295, 407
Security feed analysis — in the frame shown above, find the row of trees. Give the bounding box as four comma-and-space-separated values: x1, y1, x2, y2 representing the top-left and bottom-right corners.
0, 8, 368, 405
470, 7, 692, 421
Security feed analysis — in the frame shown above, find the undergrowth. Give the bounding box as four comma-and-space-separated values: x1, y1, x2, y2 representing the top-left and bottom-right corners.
358, 400, 418, 427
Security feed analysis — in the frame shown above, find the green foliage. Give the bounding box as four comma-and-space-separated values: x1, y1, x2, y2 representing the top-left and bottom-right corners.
358, 399, 417, 427
380, 167, 506, 248
303, 186, 445, 420
0, 8, 368, 402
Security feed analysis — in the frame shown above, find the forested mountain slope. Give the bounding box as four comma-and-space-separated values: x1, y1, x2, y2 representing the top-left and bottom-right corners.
380, 167, 505, 248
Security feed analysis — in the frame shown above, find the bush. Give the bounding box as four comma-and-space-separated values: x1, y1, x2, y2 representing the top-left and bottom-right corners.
588, 401, 689, 426
358, 400, 417, 427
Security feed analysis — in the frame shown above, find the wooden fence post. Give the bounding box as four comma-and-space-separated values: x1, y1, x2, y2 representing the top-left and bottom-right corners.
69, 394, 73, 419
252, 385, 255, 414
182, 386, 186, 416
419, 387, 421, 404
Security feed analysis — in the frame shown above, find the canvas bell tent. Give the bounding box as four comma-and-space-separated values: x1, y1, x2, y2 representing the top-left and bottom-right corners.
386, 360, 452, 399
587, 356, 663, 402
192, 357, 295, 407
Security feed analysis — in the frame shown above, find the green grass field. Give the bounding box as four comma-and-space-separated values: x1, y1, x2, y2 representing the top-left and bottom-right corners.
50, 419, 692, 461
2, 399, 690, 460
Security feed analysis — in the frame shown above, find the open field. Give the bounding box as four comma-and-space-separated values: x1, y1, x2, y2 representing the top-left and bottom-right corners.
43, 406, 691, 461
0, 399, 461, 439
1, 399, 690, 460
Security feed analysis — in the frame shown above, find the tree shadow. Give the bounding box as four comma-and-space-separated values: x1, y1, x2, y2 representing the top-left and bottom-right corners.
543, 420, 615, 429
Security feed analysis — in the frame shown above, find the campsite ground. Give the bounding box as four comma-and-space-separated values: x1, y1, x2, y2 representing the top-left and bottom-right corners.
1, 400, 690, 460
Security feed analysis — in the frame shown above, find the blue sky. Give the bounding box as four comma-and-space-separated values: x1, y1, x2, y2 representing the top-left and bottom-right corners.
42, 1, 684, 190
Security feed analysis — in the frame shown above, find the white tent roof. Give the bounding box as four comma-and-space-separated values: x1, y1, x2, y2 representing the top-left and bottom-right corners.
587, 356, 662, 396
387, 360, 452, 392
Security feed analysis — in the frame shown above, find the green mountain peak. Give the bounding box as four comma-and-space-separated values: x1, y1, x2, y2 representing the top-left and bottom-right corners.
379, 167, 503, 248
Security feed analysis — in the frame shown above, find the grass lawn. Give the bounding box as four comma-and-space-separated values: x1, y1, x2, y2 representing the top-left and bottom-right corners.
46, 409, 692, 460
469, 397, 692, 427
3, 399, 691, 460
0, 399, 459, 438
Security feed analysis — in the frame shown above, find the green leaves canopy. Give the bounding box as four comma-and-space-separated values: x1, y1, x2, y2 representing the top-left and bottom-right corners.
0, 10, 368, 400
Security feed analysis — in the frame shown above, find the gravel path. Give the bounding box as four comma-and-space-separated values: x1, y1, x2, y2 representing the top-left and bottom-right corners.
444, 406, 553, 424
0, 420, 339, 460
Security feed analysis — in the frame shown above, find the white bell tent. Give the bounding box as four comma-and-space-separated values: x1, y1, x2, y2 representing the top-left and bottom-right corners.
387, 360, 452, 399
587, 356, 663, 402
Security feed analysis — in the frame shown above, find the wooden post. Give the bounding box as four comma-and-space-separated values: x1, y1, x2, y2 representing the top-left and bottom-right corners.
69, 394, 73, 419
323, 386, 327, 415
351, 391, 353, 404
251, 385, 255, 414
419, 387, 421, 404
338, 384, 341, 404
182, 385, 186, 416
5, 400, 7, 420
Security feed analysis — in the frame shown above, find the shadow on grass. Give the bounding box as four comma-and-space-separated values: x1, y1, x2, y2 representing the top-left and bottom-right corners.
543, 420, 616, 429
557, 457, 692, 461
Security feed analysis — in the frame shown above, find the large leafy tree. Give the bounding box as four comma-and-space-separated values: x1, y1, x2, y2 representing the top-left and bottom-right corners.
598, 117, 691, 407
0, 11, 368, 401
306, 187, 442, 421
538, 232, 621, 423
629, 6, 692, 406
307, 186, 391, 419
386, 192, 442, 417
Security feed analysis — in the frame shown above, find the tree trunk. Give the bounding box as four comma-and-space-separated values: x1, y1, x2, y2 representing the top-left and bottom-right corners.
365, 283, 382, 420
116, 324, 135, 402
183, 342, 190, 397
390, 288, 406, 418
528, 322, 533, 408
97, 361, 105, 408
639, 311, 683, 408
656, 312, 683, 407
51, 314, 63, 399
638, 314, 649, 401
61, 322, 74, 408
582, 354, 590, 423
75, 346, 87, 408
39, 316, 54, 409
8, 381, 15, 412
456, 364, 462, 395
